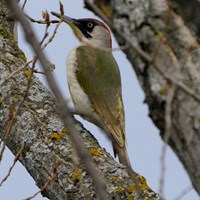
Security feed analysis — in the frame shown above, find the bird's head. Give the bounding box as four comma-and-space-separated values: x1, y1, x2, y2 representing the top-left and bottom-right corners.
51, 12, 112, 48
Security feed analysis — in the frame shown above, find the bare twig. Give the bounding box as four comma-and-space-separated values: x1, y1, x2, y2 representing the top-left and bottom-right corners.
0, 146, 23, 187
26, 14, 59, 25
6, 1, 109, 199
172, 185, 193, 200
159, 84, 176, 197
25, 162, 59, 200
0, 59, 33, 87
41, 17, 62, 50
0, 115, 14, 162
22, 0, 28, 10
39, 31, 48, 45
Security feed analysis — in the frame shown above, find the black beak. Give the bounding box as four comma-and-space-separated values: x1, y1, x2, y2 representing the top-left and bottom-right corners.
51, 12, 78, 25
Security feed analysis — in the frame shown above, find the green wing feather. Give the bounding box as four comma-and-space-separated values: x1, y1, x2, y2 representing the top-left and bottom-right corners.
76, 46, 125, 147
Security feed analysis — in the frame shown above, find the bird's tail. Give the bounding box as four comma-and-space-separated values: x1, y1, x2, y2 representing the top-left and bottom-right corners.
113, 143, 137, 177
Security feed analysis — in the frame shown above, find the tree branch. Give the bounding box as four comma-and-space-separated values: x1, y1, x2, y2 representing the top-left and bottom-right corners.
6, 0, 108, 199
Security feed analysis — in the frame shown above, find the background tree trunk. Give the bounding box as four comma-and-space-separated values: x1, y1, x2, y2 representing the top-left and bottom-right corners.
84, 0, 200, 195
0, 1, 160, 199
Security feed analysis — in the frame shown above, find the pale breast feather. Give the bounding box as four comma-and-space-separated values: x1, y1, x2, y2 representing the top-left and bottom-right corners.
66, 47, 95, 115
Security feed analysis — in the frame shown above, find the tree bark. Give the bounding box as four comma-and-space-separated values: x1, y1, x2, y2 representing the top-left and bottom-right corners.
172, 0, 200, 38
84, 0, 200, 195
0, 1, 160, 199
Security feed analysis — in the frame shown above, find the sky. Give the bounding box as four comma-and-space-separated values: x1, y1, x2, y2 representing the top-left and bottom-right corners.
0, 1, 199, 200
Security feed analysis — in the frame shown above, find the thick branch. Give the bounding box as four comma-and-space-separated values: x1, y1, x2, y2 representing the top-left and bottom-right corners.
6, 1, 108, 199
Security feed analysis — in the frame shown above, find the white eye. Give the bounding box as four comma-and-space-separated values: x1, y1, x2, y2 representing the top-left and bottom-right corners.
87, 22, 94, 28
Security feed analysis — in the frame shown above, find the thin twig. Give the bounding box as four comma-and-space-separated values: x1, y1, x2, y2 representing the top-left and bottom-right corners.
0, 118, 14, 162
0, 59, 33, 87
25, 175, 56, 200
172, 186, 193, 200
39, 31, 48, 45
26, 14, 59, 25
159, 84, 176, 197
6, 1, 109, 199
25, 162, 59, 200
0, 146, 23, 187
41, 18, 62, 50
39, 12, 51, 46
22, 0, 28, 10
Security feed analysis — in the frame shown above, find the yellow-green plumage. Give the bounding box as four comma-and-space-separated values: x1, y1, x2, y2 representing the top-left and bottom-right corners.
68, 45, 135, 175
75, 45, 125, 149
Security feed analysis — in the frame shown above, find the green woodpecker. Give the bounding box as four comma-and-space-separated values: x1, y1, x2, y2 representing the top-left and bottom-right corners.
51, 12, 136, 176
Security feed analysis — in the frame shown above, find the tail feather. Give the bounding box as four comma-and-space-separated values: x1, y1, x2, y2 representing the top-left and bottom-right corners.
113, 143, 137, 177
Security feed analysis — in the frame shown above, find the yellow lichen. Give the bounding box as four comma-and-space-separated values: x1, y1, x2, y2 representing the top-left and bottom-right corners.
0, 24, 8, 36
48, 128, 67, 142
159, 86, 167, 94
159, 82, 172, 94
96, 0, 111, 17
89, 147, 103, 157
48, 132, 65, 142
18, 50, 27, 62
156, 30, 168, 44
101, 5, 111, 17
156, 30, 164, 38
126, 185, 137, 193
61, 128, 68, 135
0, 98, 4, 106
127, 194, 134, 200
72, 169, 82, 183
111, 176, 121, 183
113, 186, 124, 193
23, 69, 32, 77
136, 176, 150, 190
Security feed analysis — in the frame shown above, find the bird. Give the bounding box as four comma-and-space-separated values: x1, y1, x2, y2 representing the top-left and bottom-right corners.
51, 12, 137, 177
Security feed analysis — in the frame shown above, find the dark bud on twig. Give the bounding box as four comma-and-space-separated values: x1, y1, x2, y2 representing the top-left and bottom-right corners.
42, 10, 50, 27
59, 1, 64, 16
